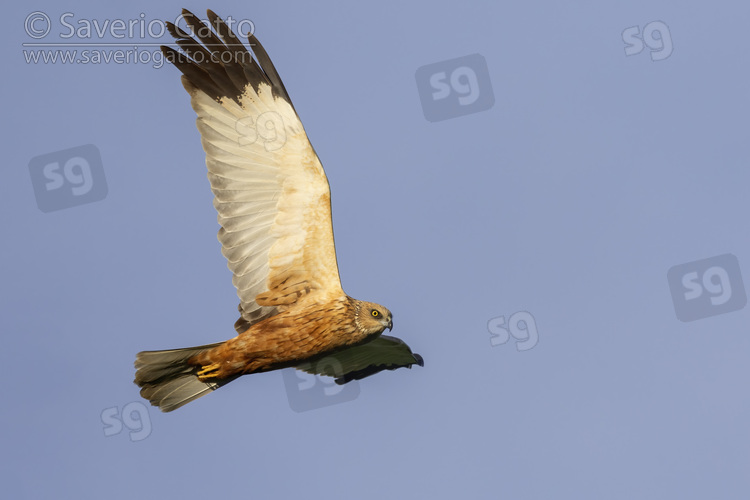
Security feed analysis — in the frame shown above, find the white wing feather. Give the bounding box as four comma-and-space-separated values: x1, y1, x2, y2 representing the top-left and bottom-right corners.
176, 34, 343, 330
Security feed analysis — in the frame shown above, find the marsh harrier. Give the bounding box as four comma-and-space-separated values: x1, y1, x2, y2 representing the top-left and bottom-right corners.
134, 9, 423, 412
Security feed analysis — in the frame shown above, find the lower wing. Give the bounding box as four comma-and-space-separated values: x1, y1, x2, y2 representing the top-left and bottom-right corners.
295, 335, 424, 385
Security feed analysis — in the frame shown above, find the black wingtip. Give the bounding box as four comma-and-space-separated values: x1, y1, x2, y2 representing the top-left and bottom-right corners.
413, 353, 424, 367
163, 8, 294, 107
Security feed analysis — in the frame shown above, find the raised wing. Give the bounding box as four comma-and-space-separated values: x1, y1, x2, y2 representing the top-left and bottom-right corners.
295, 335, 424, 385
162, 10, 343, 332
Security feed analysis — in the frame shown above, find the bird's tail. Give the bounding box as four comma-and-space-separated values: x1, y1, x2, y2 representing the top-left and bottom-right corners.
134, 342, 238, 412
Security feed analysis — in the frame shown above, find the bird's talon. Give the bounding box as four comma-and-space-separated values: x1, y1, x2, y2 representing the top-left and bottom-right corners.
197, 363, 221, 380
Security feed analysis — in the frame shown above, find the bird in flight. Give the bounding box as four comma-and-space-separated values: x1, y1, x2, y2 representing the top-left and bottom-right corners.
134, 9, 423, 412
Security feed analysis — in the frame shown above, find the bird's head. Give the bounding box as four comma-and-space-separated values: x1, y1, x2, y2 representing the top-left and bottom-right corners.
355, 301, 393, 335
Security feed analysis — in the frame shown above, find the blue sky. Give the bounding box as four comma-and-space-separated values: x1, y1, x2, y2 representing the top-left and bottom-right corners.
4, 1, 750, 498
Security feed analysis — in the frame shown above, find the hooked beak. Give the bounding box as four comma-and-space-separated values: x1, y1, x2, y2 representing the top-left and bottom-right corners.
387, 318, 393, 331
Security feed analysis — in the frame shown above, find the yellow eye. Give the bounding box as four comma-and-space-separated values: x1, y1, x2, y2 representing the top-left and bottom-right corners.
371, 309, 380, 317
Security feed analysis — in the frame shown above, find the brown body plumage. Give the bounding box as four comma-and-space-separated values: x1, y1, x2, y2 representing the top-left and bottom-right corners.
133, 9, 422, 412
188, 297, 387, 378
